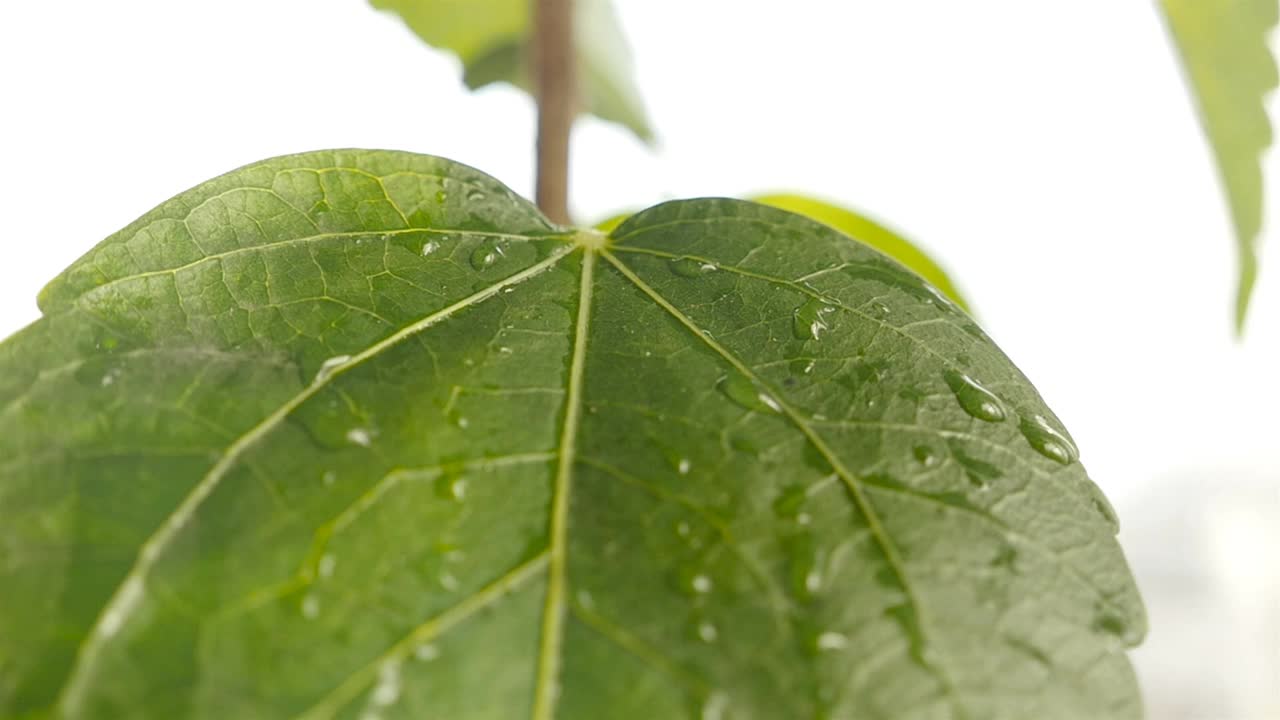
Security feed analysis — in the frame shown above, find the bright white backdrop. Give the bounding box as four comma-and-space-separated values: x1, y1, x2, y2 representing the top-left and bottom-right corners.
0, 3, 1276, 718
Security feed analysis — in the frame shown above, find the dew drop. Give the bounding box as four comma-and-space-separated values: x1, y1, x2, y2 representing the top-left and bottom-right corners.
322, 470, 337, 486
439, 572, 460, 591
790, 358, 816, 376
701, 692, 729, 720
346, 428, 373, 447
469, 239, 505, 270
413, 643, 440, 662
942, 370, 1006, 422
676, 521, 692, 538
792, 297, 838, 340
434, 475, 467, 501
669, 256, 717, 278
691, 574, 713, 594
301, 594, 320, 619
576, 589, 595, 610
677, 458, 691, 475
318, 554, 336, 579
435, 189, 447, 203
466, 189, 487, 202
697, 621, 718, 643
772, 484, 807, 519
717, 373, 782, 415
314, 355, 351, 383
100, 368, 121, 387
816, 631, 848, 651
912, 445, 939, 467
371, 661, 402, 706
1018, 414, 1078, 465
420, 240, 440, 256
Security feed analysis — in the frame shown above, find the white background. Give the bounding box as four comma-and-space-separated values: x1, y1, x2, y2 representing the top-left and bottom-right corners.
0, 2, 1276, 718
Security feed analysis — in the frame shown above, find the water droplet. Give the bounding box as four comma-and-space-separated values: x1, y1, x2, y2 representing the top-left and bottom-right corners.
676, 521, 692, 538
420, 240, 440, 256
701, 692, 729, 720
869, 301, 891, 317
346, 428, 373, 447
100, 368, 121, 387
413, 643, 440, 662
677, 458, 691, 475
691, 574, 713, 594
942, 370, 1005, 422
1018, 414, 1078, 465
790, 358, 816, 376
576, 589, 595, 610
697, 621, 718, 643
315, 355, 351, 383
434, 475, 467, 501
318, 554, 336, 579
497, 346, 513, 354
784, 531, 820, 602
439, 572, 460, 591
301, 594, 320, 619
466, 189, 486, 202
717, 373, 782, 415
1092, 611, 1140, 645
371, 661, 402, 706
469, 239, 505, 270
1090, 489, 1120, 530
669, 256, 717, 278
792, 297, 838, 340
953, 449, 1001, 490
435, 189, 447, 203
912, 445, 939, 467
816, 631, 848, 651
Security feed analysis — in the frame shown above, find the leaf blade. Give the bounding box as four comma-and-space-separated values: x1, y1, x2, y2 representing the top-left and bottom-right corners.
0, 152, 1144, 719
1159, 0, 1278, 331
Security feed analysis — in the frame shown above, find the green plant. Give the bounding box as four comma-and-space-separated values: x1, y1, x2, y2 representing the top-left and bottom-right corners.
0, 2, 1270, 719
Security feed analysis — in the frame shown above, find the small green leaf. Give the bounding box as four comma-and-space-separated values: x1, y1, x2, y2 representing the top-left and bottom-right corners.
372, 0, 652, 142
754, 193, 971, 312
1160, 0, 1278, 331
0, 150, 1143, 718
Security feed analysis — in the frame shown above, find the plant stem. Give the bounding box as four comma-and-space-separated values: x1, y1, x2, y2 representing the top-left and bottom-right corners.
532, 0, 575, 224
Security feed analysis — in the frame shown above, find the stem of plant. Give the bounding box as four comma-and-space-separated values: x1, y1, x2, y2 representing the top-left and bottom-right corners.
532, 0, 575, 225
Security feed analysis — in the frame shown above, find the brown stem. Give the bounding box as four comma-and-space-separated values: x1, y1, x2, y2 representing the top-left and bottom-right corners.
532, 0, 575, 225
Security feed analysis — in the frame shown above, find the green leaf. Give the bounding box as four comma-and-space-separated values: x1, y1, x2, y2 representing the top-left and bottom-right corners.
372, 0, 652, 142
0, 150, 1143, 719
752, 194, 971, 313
1160, 0, 1278, 331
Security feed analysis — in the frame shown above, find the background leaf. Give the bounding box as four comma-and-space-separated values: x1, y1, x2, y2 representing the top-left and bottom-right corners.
372, 0, 652, 142
0, 151, 1142, 718
1159, 0, 1278, 331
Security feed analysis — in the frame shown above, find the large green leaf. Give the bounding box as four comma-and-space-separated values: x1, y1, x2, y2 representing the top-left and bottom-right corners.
371, 0, 652, 142
1160, 0, 1278, 331
0, 150, 1143, 719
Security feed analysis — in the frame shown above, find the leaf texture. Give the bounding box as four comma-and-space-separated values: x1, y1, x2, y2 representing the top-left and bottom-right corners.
0, 150, 1144, 719
1160, 0, 1278, 331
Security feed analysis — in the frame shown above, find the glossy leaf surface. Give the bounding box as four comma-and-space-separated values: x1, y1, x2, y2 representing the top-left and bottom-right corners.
371, 0, 652, 142
1160, 0, 1278, 330
0, 151, 1143, 719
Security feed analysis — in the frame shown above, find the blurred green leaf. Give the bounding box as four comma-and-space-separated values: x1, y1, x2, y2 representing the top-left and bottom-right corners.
753, 194, 971, 312
1160, 0, 1278, 331
372, 0, 652, 142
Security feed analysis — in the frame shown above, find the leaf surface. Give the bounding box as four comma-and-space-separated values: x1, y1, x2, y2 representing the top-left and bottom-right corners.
0, 150, 1143, 719
1160, 0, 1278, 330
752, 194, 970, 312
372, 0, 652, 142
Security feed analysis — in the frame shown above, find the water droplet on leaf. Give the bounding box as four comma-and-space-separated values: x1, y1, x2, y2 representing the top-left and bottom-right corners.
1019, 414, 1078, 465
943, 370, 1006, 422
469, 239, 505, 270
717, 373, 782, 415
792, 297, 838, 340
314, 355, 351, 384
669, 256, 717, 277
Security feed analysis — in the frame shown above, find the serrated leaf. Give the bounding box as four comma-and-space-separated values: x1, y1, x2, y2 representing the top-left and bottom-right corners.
372, 0, 652, 142
1160, 0, 1278, 331
0, 150, 1144, 719
753, 194, 971, 312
